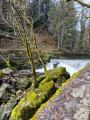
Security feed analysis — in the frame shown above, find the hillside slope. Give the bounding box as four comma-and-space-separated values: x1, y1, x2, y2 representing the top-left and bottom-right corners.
0, 30, 57, 53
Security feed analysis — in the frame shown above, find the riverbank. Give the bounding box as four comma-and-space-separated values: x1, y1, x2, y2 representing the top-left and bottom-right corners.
0, 50, 90, 70
0, 54, 90, 120
0, 66, 70, 120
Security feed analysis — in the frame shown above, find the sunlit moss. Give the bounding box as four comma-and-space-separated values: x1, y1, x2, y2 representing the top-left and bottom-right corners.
30, 63, 90, 120
11, 80, 56, 120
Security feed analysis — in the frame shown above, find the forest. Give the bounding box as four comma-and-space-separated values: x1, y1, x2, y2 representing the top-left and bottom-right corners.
0, 0, 90, 120
0, 0, 90, 52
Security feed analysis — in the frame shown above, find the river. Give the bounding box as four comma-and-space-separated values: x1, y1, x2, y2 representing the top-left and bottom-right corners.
36, 59, 90, 76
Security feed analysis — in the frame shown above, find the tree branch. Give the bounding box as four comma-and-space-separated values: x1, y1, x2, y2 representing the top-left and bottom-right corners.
66, 0, 90, 8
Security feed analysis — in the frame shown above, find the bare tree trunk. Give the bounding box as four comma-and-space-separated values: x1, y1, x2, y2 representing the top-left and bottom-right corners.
38, 0, 41, 17
58, 30, 60, 50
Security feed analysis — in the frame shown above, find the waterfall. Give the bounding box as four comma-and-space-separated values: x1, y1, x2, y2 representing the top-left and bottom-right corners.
36, 59, 90, 76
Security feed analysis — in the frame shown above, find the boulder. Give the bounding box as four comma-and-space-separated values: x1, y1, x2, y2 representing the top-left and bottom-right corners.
0, 68, 16, 85
11, 81, 56, 120
0, 83, 16, 104
15, 78, 32, 90
3, 67, 13, 75
0, 83, 10, 103
2, 75, 16, 85
50, 67, 70, 85
10, 67, 70, 120
0, 103, 12, 120
0, 93, 17, 120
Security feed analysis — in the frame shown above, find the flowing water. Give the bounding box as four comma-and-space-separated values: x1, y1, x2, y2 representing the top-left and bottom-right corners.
36, 59, 90, 76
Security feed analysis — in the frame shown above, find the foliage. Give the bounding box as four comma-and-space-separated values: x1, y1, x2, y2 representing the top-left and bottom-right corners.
48, 0, 90, 52
27, 0, 50, 28
48, 0, 77, 50
0, 0, 49, 87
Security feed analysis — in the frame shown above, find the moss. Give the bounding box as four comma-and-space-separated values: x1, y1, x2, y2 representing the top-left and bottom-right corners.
39, 76, 55, 86
41, 53, 51, 63
50, 67, 70, 85
0, 70, 5, 78
15, 78, 32, 90
9, 58, 30, 69
50, 67, 66, 77
30, 63, 90, 120
28, 92, 38, 102
11, 79, 56, 120
61, 82, 67, 87
39, 81, 53, 92
36, 75, 46, 84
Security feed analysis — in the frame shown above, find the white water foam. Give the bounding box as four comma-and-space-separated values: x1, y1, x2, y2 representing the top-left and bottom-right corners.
36, 59, 90, 76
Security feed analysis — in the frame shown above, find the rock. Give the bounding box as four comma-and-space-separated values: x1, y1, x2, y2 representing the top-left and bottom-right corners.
3, 67, 13, 75
16, 90, 24, 97
36, 72, 45, 78
2, 75, 16, 85
0, 83, 15, 104
0, 68, 16, 85
15, 78, 32, 90
41, 53, 51, 63
0, 83, 10, 102
10, 67, 70, 120
53, 62, 59, 68
0, 83, 21, 120
9, 58, 30, 69
0, 103, 13, 120
11, 80, 56, 120
50, 67, 70, 85
20, 70, 32, 77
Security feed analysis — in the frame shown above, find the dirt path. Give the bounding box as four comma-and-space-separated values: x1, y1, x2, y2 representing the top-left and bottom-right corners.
33, 64, 90, 120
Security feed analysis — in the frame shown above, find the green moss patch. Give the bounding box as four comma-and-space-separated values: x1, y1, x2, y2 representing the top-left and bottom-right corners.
11, 67, 70, 120
36, 75, 46, 85
30, 63, 90, 120
0, 70, 5, 78
50, 67, 70, 85
41, 53, 51, 63
11, 81, 56, 120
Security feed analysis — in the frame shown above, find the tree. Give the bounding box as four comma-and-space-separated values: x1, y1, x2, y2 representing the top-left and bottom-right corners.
27, 0, 50, 28
0, 0, 49, 88
66, 0, 90, 8
48, 0, 77, 51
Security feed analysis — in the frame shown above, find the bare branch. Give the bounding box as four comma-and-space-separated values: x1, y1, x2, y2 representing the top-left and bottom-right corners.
66, 0, 90, 8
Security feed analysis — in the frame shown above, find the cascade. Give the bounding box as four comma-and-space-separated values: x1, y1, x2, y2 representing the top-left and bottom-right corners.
36, 59, 90, 76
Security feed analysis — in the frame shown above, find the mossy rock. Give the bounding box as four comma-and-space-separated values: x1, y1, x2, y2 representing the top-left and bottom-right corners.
36, 75, 46, 84
11, 67, 70, 120
39, 76, 56, 87
36, 75, 46, 87
15, 78, 32, 90
11, 80, 56, 120
0, 70, 5, 78
41, 53, 51, 63
50, 67, 70, 85
9, 58, 31, 69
